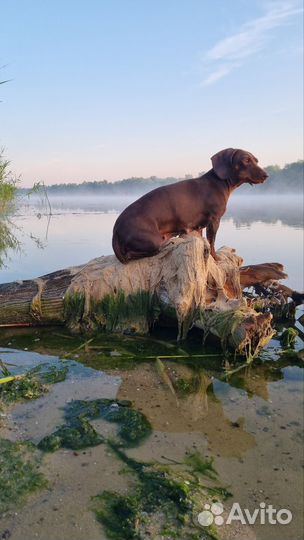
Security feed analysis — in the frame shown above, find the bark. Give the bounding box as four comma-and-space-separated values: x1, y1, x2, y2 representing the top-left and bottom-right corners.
0, 236, 300, 357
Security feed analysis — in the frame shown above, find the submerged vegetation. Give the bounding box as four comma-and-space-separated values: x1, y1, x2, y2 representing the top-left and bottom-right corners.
38, 416, 104, 452
0, 327, 302, 537
0, 438, 47, 515
0, 362, 68, 404
0, 361, 69, 515
184, 452, 218, 480
0, 372, 47, 403
92, 442, 230, 540
279, 327, 299, 348
0, 355, 228, 539
38, 397, 152, 451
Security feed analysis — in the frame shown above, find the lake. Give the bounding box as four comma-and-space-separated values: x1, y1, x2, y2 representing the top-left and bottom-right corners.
0, 194, 303, 289
0, 194, 303, 540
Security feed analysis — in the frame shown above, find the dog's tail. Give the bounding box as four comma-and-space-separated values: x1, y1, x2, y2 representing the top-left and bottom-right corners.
112, 230, 128, 264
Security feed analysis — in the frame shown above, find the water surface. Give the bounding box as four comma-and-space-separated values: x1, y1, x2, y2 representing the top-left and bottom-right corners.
0, 194, 303, 289
0, 194, 303, 540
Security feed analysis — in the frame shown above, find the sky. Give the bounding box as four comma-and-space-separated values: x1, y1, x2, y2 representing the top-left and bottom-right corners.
0, 0, 303, 186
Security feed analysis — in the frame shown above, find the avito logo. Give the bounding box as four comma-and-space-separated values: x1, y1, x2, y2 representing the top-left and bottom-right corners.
198, 502, 292, 527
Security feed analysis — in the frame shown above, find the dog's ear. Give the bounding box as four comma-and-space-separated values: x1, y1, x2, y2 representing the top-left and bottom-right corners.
211, 148, 237, 180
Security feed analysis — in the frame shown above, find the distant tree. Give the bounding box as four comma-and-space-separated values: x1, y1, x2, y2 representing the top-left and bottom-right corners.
20, 160, 303, 197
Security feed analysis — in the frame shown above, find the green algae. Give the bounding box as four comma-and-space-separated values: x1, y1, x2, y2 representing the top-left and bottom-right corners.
0, 326, 225, 375
103, 405, 152, 446
63, 292, 85, 328
279, 327, 299, 348
203, 485, 233, 499
93, 491, 141, 540
38, 417, 104, 452
0, 342, 233, 539
63, 289, 160, 334
38, 398, 152, 451
184, 452, 218, 480
174, 376, 201, 396
92, 442, 228, 540
91, 290, 160, 334
279, 348, 304, 362
0, 372, 47, 403
30, 362, 69, 384
0, 438, 47, 515
66, 399, 152, 446
0, 362, 68, 404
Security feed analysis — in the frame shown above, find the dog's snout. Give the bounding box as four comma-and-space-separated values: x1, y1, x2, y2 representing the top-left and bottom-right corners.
261, 171, 268, 180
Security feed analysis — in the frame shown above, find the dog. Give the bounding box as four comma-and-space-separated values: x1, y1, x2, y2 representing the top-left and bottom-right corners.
112, 148, 268, 263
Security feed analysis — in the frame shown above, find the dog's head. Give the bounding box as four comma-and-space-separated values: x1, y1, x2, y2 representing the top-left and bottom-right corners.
211, 148, 268, 187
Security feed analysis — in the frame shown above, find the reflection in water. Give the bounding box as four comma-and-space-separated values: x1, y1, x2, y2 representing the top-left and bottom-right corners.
1, 194, 303, 290
24, 193, 303, 228
0, 218, 20, 268
113, 351, 302, 459
0, 190, 51, 271
116, 361, 272, 458
226, 195, 303, 228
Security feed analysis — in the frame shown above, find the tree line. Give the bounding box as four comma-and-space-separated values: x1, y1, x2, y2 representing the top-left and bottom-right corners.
20, 160, 303, 196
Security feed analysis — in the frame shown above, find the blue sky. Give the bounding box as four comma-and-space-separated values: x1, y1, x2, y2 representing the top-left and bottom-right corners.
0, 0, 303, 186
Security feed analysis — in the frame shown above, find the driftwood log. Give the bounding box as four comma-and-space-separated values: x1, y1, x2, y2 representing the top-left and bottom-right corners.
0, 236, 301, 357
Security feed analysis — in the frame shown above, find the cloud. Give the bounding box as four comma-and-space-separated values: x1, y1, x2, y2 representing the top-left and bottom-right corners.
202, 63, 241, 86
201, 1, 302, 86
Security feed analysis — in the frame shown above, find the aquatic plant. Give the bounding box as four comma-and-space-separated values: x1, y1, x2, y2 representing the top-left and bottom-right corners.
30, 362, 69, 384
174, 376, 201, 396
38, 398, 152, 451
0, 362, 68, 403
91, 291, 159, 334
92, 442, 228, 540
184, 452, 218, 480
0, 438, 47, 515
63, 292, 85, 329
0, 372, 47, 403
279, 327, 299, 348
38, 417, 104, 452
93, 491, 141, 540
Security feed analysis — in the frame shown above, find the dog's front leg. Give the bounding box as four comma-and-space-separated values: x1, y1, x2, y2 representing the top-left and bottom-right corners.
206, 218, 220, 260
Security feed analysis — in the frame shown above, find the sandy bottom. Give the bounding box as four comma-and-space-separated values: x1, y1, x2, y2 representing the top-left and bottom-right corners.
114, 362, 304, 540
0, 351, 303, 540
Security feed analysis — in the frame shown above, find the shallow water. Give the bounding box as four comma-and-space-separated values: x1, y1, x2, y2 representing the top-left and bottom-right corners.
0, 326, 303, 540
0, 195, 303, 540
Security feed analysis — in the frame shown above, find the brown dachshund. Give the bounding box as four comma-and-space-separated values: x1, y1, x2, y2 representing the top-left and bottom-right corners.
112, 148, 268, 263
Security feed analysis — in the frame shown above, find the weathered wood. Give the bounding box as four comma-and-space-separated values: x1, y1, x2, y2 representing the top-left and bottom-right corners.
239, 262, 304, 308
0, 267, 74, 326
0, 261, 299, 326
240, 262, 288, 287
0, 237, 300, 357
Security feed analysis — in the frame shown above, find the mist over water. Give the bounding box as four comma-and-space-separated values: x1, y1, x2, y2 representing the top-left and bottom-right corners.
22, 192, 303, 228
1, 194, 303, 290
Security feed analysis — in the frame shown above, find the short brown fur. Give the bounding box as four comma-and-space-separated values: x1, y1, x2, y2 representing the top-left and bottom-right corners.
112, 148, 268, 263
